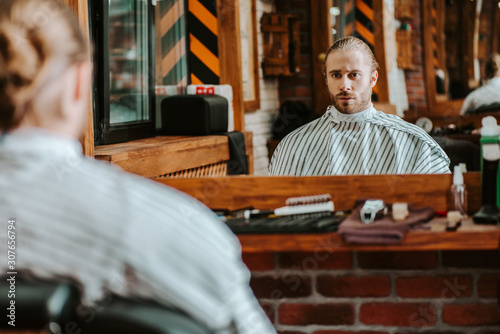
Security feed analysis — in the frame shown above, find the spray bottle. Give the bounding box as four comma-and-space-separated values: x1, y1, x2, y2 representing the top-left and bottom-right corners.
473, 116, 500, 224
451, 165, 467, 217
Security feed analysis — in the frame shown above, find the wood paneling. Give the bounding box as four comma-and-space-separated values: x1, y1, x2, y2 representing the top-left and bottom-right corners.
159, 173, 482, 213
234, 222, 500, 252
59, 0, 94, 156
310, 0, 333, 115
217, 0, 245, 131
373, 0, 389, 103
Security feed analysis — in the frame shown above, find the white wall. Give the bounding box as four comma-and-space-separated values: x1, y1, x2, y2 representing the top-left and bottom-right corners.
384, 0, 409, 116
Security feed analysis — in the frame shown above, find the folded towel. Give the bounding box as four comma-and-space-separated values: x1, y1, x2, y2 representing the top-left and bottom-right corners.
338, 200, 434, 244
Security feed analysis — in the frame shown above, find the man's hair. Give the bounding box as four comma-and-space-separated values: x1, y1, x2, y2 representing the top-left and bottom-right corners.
323, 36, 379, 77
485, 53, 500, 79
0, 0, 87, 130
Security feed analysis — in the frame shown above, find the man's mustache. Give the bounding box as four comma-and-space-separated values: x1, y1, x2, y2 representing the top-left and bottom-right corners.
336, 92, 354, 98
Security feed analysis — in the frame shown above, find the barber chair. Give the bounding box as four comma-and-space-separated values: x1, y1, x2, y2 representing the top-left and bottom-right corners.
0, 278, 212, 334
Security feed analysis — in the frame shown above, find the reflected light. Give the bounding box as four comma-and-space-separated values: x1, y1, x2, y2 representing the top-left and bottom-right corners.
330, 7, 340, 16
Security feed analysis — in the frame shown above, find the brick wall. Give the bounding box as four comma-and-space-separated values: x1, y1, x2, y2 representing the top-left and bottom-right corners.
243, 250, 500, 333
403, 0, 428, 116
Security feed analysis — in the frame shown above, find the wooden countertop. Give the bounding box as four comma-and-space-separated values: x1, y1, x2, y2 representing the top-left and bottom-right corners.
235, 218, 500, 252
159, 173, 500, 252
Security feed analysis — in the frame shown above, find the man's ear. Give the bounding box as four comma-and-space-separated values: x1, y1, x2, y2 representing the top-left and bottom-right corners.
61, 62, 91, 118
74, 61, 91, 102
371, 70, 379, 88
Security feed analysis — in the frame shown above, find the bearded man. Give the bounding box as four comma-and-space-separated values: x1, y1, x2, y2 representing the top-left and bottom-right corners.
269, 36, 450, 175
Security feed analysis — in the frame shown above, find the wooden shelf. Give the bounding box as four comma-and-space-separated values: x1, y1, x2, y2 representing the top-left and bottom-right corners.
95, 133, 254, 178
159, 173, 500, 253
236, 218, 500, 253
95, 136, 230, 178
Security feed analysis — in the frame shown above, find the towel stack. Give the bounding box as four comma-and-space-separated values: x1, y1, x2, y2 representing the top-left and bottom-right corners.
338, 200, 434, 244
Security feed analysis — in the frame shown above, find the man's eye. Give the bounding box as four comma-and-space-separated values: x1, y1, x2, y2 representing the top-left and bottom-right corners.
350, 73, 359, 78
332, 73, 341, 78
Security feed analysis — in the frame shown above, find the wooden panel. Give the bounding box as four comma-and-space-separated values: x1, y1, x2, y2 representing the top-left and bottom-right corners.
159, 173, 482, 213
310, 0, 333, 115
373, 0, 389, 102
244, 131, 254, 175
235, 222, 500, 252
76, 0, 94, 157
217, 0, 245, 131
60, 0, 94, 156
236, 221, 500, 252
422, 0, 436, 111
95, 136, 230, 178
396, 29, 413, 70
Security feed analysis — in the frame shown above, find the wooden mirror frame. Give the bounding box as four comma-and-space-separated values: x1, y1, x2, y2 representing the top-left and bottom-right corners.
310, 0, 390, 115
421, 0, 478, 116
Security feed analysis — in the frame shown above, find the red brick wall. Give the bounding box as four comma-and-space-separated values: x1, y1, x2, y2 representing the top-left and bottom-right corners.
243, 250, 500, 333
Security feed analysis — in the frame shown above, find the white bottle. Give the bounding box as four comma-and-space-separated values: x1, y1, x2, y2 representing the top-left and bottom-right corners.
451, 165, 468, 217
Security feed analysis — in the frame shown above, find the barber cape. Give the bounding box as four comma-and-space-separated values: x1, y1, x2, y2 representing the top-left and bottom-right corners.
460, 77, 500, 115
269, 104, 450, 176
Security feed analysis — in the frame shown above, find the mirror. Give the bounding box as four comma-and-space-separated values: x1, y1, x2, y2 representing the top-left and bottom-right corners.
423, 0, 500, 113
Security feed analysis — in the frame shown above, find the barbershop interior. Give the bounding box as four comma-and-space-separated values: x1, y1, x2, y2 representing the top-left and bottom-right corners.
2, 0, 500, 333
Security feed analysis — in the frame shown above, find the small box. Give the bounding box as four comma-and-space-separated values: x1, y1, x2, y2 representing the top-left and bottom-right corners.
161, 95, 228, 135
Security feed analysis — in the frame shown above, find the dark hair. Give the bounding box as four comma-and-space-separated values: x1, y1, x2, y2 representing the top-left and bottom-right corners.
323, 36, 379, 77
0, 0, 87, 130
485, 53, 500, 79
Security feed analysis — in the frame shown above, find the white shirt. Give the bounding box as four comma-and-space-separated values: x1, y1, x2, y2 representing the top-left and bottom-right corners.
0, 128, 275, 334
460, 77, 500, 115
269, 105, 450, 175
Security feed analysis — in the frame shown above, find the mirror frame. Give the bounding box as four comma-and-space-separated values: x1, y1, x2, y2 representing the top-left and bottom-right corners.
421, 0, 481, 115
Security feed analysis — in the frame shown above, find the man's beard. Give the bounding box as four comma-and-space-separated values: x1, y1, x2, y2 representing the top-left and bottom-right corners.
330, 89, 372, 114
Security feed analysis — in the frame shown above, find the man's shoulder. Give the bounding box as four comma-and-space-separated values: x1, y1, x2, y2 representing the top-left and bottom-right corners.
279, 115, 329, 144
369, 111, 448, 157
370, 110, 433, 140
77, 156, 194, 207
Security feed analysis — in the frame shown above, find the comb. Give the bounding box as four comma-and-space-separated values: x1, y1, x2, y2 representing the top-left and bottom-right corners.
274, 194, 334, 216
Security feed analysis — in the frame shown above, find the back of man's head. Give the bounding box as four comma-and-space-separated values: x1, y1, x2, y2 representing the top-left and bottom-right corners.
485, 53, 500, 79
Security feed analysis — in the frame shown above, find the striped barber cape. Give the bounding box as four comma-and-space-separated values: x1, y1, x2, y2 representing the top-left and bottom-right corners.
269, 105, 450, 176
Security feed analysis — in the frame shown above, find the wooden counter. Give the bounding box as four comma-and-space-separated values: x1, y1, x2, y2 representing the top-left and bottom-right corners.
159, 173, 500, 252
233, 218, 500, 252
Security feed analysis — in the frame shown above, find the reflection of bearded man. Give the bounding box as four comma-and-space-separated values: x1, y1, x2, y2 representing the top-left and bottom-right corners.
269, 36, 450, 176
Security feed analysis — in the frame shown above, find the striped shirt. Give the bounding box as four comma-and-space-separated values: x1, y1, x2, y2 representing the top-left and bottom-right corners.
0, 129, 275, 334
269, 105, 450, 175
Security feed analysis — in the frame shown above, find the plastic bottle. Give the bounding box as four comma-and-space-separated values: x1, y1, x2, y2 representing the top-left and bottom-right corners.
473, 116, 500, 224
451, 165, 467, 217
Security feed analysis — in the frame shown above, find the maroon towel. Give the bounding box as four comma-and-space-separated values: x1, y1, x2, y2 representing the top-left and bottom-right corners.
338, 201, 434, 244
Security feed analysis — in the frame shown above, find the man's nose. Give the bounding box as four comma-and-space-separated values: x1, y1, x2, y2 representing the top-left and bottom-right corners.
339, 76, 351, 91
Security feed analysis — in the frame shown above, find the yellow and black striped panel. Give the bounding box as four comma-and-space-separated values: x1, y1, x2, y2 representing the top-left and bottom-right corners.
160, 0, 188, 86
354, 0, 378, 96
187, 0, 220, 84
354, 0, 374, 47
343, 0, 355, 37
338, 0, 378, 96
431, 0, 439, 69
